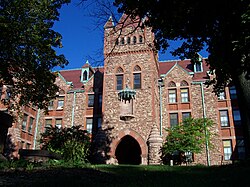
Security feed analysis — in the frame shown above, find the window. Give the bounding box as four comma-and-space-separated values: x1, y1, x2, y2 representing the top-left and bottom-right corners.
194, 62, 202, 72
181, 88, 189, 102
236, 139, 246, 159
223, 140, 232, 160
83, 70, 88, 81
169, 89, 177, 103
116, 74, 123, 90
127, 37, 131, 44
26, 143, 31, 149
88, 94, 94, 107
86, 118, 93, 133
233, 109, 241, 126
55, 119, 62, 129
28, 117, 34, 133
22, 114, 28, 131
170, 113, 178, 128
139, 35, 143, 43
182, 112, 191, 121
168, 81, 176, 87
121, 37, 125, 45
133, 36, 136, 44
229, 86, 237, 99
48, 101, 54, 110
218, 90, 226, 100
220, 110, 229, 127
133, 73, 141, 89
45, 119, 52, 131
57, 97, 64, 109
180, 80, 188, 87
98, 117, 102, 128
99, 95, 102, 108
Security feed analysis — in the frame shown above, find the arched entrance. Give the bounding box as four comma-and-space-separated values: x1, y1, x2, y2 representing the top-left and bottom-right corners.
115, 135, 141, 165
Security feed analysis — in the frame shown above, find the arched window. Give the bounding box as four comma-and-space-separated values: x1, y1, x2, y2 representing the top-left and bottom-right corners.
133, 65, 141, 89
168, 81, 176, 103
115, 38, 119, 45
116, 67, 124, 90
139, 35, 143, 43
133, 36, 137, 44
180, 80, 188, 86
127, 37, 131, 44
180, 80, 189, 102
121, 37, 125, 45
83, 70, 88, 81
168, 81, 176, 87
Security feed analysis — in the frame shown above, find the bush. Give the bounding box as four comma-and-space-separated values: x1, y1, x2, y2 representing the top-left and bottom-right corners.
40, 125, 90, 163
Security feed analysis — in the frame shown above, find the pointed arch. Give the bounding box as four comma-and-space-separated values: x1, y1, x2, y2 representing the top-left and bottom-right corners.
180, 80, 189, 86
168, 81, 176, 87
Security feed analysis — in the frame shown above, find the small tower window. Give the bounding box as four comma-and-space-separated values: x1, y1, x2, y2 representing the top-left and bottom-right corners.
121, 37, 125, 45
127, 37, 131, 44
133, 36, 137, 44
139, 35, 143, 43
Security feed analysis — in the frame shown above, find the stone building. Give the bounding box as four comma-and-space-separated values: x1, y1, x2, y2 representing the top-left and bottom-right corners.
0, 15, 246, 165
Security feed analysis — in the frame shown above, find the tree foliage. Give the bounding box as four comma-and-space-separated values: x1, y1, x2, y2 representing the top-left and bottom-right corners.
162, 118, 214, 163
0, 0, 70, 110
40, 125, 90, 163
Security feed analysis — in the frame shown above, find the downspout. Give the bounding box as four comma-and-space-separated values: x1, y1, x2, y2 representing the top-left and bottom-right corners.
200, 82, 211, 166
159, 84, 163, 136
192, 81, 211, 166
71, 91, 76, 127
158, 78, 164, 136
33, 108, 40, 149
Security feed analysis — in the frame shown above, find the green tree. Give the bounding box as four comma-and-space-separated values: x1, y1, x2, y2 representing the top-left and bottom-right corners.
40, 125, 90, 163
0, 0, 70, 110
162, 118, 214, 164
114, 0, 250, 155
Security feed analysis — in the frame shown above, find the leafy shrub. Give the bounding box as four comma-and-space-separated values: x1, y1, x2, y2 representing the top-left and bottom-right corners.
162, 118, 214, 165
40, 125, 90, 163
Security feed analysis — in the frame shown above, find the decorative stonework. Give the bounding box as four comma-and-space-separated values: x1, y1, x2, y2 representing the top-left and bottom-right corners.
148, 125, 163, 165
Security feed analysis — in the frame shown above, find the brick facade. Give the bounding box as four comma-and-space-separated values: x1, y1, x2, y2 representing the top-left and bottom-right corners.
1, 15, 246, 165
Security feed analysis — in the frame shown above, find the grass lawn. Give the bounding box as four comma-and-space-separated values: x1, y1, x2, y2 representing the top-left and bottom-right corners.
0, 163, 249, 186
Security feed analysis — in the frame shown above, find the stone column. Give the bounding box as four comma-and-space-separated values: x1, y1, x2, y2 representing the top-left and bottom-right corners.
148, 125, 163, 165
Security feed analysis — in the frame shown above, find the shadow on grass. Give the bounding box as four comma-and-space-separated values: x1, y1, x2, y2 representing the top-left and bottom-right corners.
0, 164, 249, 187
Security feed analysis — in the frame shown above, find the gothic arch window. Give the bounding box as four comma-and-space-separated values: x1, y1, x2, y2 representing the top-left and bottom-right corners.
133, 65, 141, 89
83, 70, 88, 81
116, 67, 124, 90
133, 36, 137, 44
127, 37, 131, 44
168, 81, 176, 87
180, 80, 189, 86
168, 81, 176, 103
115, 38, 119, 45
139, 35, 143, 43
180, 80, 189, 103
121, 37, 125, 45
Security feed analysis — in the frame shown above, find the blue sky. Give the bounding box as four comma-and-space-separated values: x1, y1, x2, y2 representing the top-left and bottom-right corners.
53, 0, 208, 70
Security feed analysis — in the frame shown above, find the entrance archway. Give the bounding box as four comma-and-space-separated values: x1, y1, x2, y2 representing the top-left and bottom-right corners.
115, 135, 141, 165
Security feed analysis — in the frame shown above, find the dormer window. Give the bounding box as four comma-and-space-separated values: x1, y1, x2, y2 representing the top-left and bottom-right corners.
83, 70, 87, 81
194, 62, 202, 72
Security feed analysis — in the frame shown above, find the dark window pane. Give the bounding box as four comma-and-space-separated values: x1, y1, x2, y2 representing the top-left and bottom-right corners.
88, 94, 94, 107
170, 113, 178, 128
116, 75, 123, 90
133, 73, 141, 89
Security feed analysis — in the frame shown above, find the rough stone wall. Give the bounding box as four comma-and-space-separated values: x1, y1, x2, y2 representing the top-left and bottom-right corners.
102, 21, 159, 164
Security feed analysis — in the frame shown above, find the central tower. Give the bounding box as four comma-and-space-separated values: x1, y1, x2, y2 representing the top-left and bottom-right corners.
98, 15, 161, 164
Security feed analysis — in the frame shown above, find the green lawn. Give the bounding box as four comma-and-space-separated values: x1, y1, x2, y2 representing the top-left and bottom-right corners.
0, 164, 249, 186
